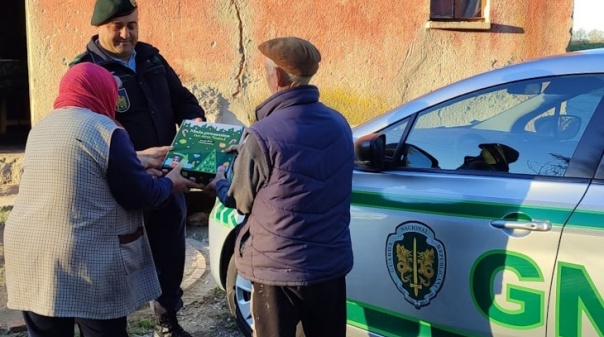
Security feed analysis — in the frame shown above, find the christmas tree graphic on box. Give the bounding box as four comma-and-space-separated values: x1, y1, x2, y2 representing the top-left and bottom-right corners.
162, 120, 245, 184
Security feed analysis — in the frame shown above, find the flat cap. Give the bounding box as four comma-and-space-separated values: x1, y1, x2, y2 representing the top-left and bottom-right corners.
91, 0, 137, 26
258, 37, 321, 77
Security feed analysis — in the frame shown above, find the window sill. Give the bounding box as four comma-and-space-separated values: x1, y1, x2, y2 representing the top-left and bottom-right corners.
425, 20, 491, 31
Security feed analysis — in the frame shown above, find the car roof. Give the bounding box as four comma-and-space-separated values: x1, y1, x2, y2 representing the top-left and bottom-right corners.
353, 48, 604, 137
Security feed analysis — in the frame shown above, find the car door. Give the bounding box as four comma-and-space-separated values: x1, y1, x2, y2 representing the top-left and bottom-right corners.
346, 74, 604, 337
546, 129, 604, 337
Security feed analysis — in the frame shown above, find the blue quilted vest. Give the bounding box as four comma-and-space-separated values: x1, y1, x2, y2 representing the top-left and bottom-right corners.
235, 85, 354, 285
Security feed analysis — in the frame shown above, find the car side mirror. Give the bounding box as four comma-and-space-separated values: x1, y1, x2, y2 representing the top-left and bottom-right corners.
354, 133, 386, 171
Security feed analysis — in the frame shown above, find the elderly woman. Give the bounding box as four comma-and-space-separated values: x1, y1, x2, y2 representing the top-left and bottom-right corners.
3, 63, 199, 337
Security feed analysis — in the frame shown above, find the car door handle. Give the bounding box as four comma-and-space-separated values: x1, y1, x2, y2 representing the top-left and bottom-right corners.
490, 219, 552, 231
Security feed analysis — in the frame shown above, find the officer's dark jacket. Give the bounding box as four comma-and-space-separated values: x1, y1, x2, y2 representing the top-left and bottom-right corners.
71, 36, 205, 150
234, 86, 355, 286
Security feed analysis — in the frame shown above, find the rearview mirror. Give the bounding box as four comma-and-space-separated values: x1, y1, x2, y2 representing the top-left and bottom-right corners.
534, 115, 581, 140
354, 133, 386, 171
506, 82, 542, 95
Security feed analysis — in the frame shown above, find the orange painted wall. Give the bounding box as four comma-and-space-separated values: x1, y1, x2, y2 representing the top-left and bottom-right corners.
25, 0, 573, 126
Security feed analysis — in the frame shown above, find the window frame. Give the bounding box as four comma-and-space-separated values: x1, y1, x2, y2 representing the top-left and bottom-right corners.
426, 0, 491, 31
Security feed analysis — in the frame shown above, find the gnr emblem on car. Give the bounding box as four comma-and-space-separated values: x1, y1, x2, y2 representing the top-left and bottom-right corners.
386, 221, 446, 309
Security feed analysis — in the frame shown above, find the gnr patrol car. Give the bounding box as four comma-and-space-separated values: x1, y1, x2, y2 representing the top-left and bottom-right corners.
209, 48, 604, 337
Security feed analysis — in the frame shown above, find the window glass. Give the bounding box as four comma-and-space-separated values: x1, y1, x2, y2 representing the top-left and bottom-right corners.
431, 0, 482, 19
400, 75, 604, 177
382, 119, 409, 157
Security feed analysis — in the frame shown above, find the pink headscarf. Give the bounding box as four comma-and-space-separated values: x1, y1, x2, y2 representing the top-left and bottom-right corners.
53, 63, 118, 120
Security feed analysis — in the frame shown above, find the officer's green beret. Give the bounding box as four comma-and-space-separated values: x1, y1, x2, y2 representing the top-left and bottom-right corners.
91, 0, 137, 26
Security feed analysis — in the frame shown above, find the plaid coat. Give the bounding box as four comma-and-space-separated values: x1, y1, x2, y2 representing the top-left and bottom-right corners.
4, 108, 160, 319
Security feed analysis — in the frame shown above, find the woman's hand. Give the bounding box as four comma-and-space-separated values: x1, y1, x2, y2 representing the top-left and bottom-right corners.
165, 160, 202, 193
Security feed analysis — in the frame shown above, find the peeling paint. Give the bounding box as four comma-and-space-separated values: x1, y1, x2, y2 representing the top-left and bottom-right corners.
231, 0, 245, 97
398, 37, 428, 103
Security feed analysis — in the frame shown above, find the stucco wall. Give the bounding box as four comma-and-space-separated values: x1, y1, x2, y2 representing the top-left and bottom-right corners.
25, 0, 573, 127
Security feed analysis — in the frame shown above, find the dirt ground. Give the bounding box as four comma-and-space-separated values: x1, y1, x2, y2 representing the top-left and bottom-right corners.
132, 224, 245, 337
0, 224, 244, 337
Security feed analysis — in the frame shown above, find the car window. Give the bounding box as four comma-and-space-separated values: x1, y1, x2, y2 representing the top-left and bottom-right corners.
392, 74, 604, 176
382, 119, 409, 157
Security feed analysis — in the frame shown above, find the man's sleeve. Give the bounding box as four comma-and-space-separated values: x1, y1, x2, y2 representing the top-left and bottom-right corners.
216, 135, 269, 214
161, 55, 206, 123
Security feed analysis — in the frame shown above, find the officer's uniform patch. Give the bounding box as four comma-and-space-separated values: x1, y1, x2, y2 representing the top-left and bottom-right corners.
116, 88, 130, 113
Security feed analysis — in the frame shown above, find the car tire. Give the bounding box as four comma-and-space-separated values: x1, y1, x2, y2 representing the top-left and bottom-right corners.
225, 254, 306, 337
226, 254, 253, 337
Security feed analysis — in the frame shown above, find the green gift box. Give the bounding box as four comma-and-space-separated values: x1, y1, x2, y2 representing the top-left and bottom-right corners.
162, 120, 245, 185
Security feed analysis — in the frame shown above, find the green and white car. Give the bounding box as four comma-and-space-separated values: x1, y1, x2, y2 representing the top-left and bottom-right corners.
209, 48, 604, 337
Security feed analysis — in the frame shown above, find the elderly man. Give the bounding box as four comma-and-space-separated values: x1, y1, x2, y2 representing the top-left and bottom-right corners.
207, 37, 354, 337
70, 1, 206, 336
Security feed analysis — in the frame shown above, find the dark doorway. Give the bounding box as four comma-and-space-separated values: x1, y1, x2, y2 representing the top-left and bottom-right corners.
0, 0, 30, 145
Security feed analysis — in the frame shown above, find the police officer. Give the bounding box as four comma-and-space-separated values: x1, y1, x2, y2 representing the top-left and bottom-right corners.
71, 1, 205, 336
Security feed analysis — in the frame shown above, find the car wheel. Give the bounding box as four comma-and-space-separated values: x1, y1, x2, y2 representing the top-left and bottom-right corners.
225, 254, 306, 337
226, 254, 253, 337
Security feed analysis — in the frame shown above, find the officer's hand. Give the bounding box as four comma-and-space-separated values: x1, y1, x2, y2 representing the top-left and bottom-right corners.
137, 146, 173, 169
165, 160, 202, 193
